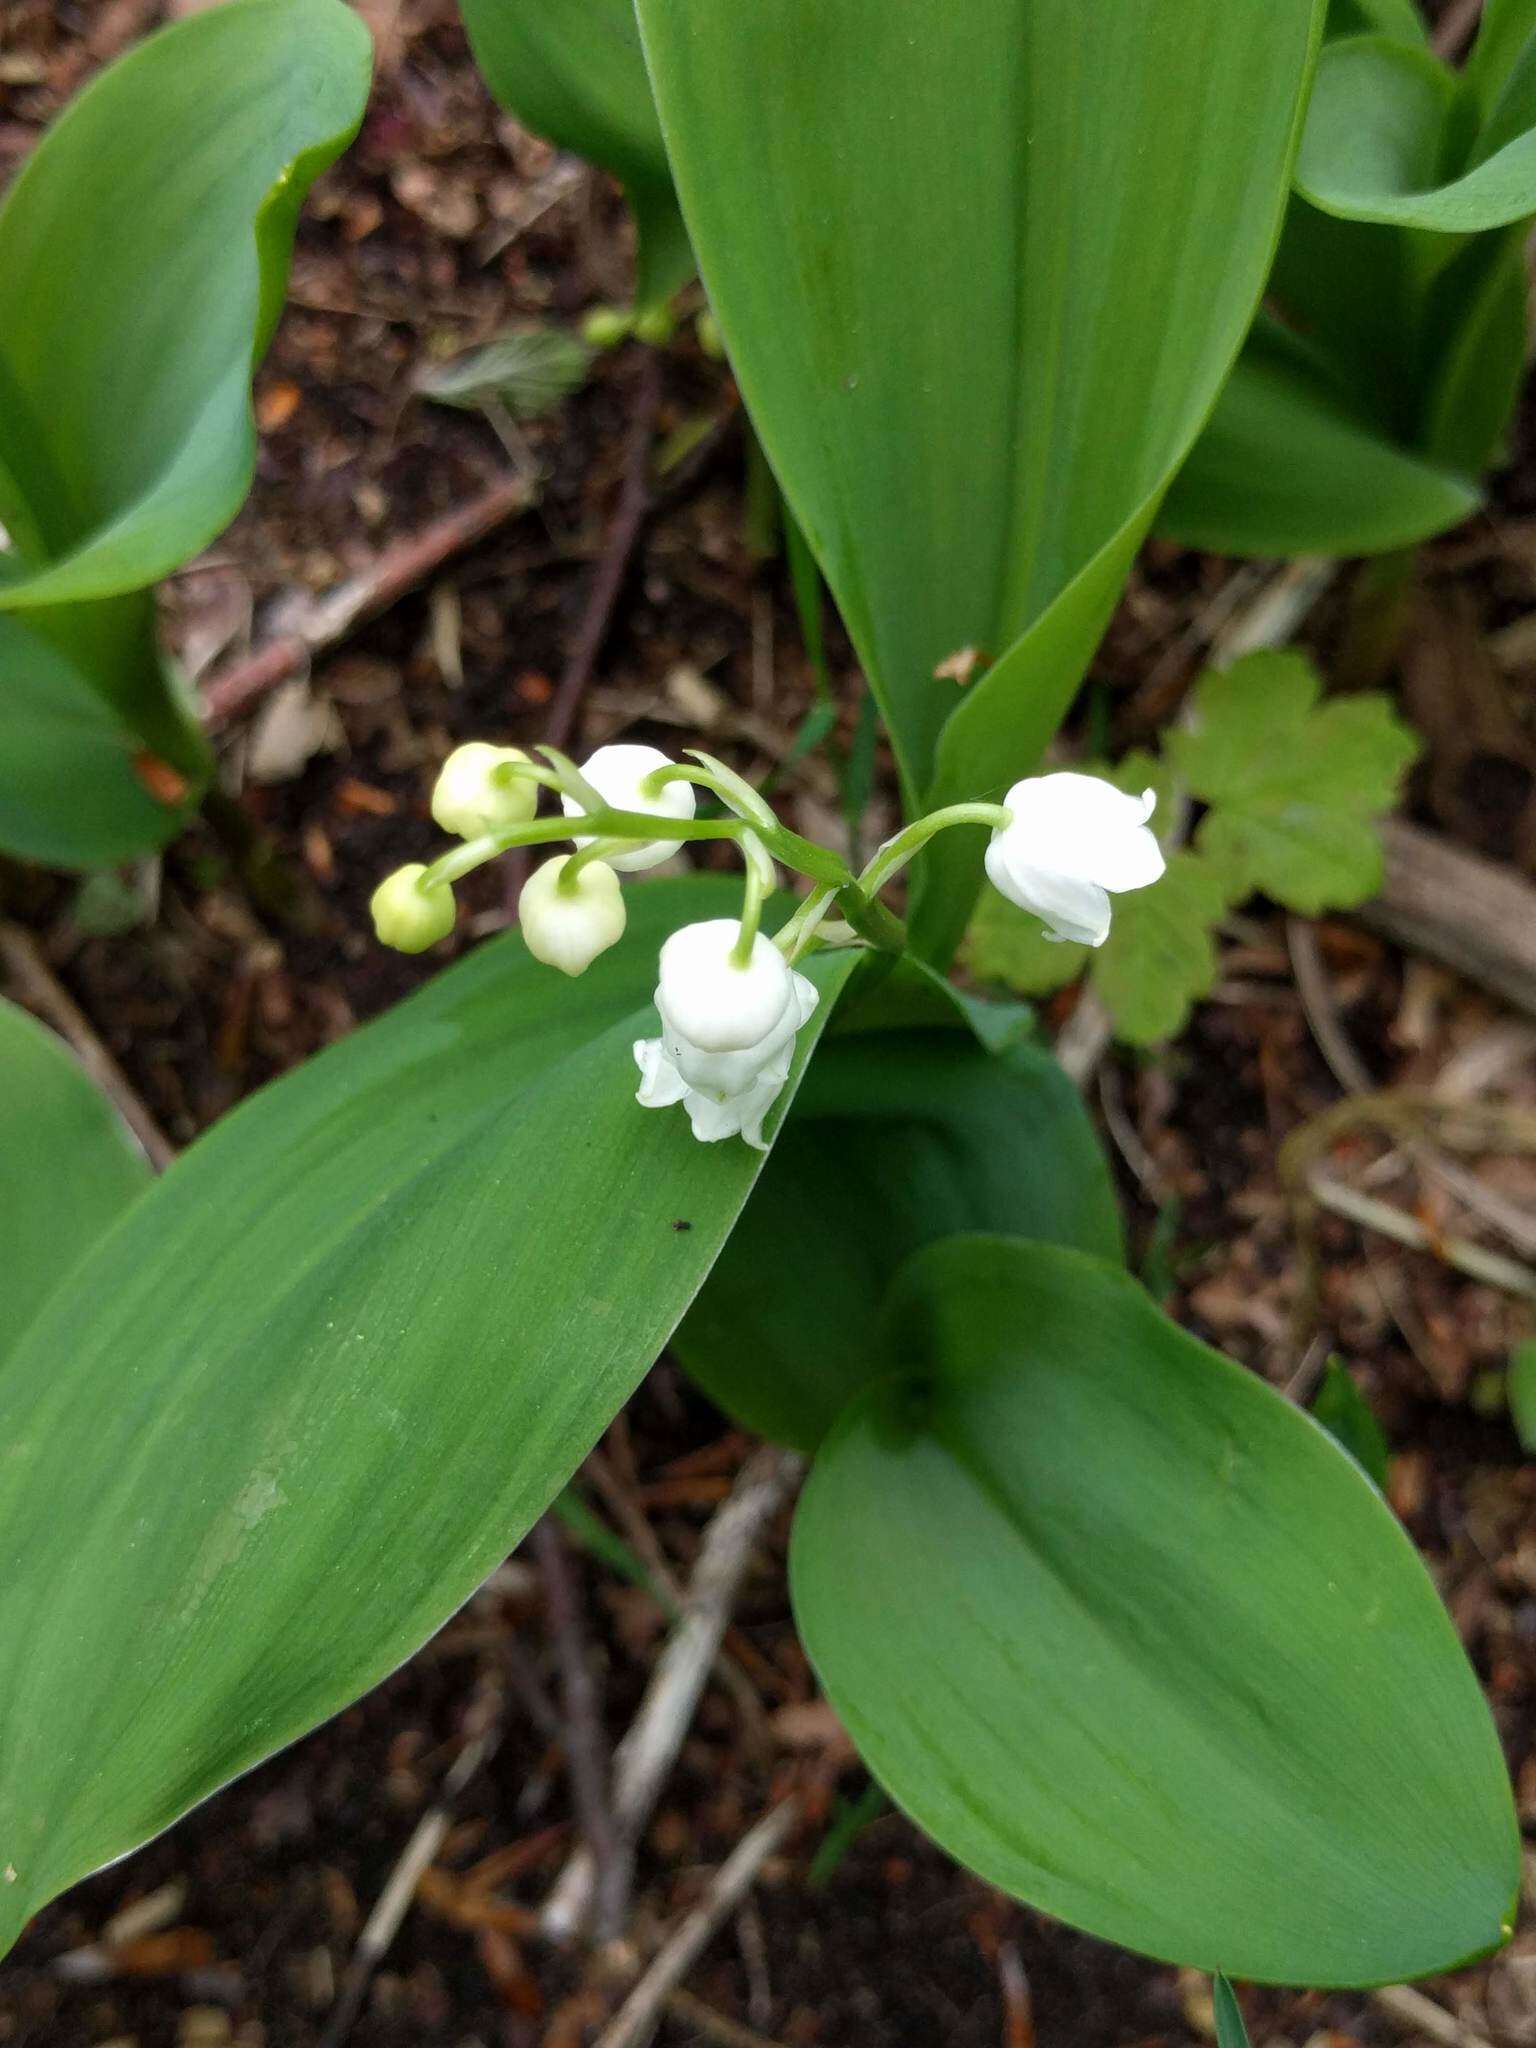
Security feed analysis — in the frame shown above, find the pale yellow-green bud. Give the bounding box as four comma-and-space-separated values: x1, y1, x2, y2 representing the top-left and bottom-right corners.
633, 302, 676, 349
430, 743, 538, 840
582, 306, 634, 350
520, 855, 626, 976
371, 865, 455, 954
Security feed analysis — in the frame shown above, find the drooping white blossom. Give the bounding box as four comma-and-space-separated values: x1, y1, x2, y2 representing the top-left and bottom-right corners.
562, 743, 696, 872
520, 855, 626, 976
634, 919, 818, 1149
985, 772, 1165, 947
431, 742, 538, 840
370, 864, 455, 953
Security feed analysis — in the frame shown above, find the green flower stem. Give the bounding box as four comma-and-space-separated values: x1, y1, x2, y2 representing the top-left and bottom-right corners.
774, 884, 839, 962
420, 808, 748, 890
560, 838, 627, 889
534, 744, 606, 811
834, 886, 908, 954
730, 832, 777, 965
857, 802, 1013, 898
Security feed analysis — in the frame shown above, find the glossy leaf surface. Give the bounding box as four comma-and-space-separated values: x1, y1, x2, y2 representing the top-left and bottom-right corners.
676, 1030, 1120, 1452
0, 998, 150, 1362
0, 880, 850, 1954
792, 1237, 1519, 1982
635, 0, 1324, 961
0, 0, 371, 862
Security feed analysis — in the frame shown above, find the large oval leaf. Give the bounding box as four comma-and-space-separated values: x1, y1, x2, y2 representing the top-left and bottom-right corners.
792, 1236, 1519, 1984
0, 0, 372, 863
0, 999, 150, 1364
0, 879, 851, 1955
457, 0, 692, 311
1162, 317, 1480, 558
636, 0, 1324, 959
1297, 33, 1536, 231
675, 1030, 1121, 1452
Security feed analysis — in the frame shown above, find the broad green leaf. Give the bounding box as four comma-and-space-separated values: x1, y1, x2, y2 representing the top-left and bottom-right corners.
0, 879, 852, 1955
1313, 1359, 1391, 1489
1298, 34, 1536, 230
1162, 318, 1479, 558
1329, 0, 1427, 39
675, 1030, 1121, 1453
0, 607, 201, 868
457, 0, 692, 311
1169, 651, 1419, 915
0, 0, 371, 863
1214, 1977, 1253, 2048
635, 0, 1326, 964
791, 1236, 1519, 1982
1467, 0, 1536, 117
1420, 230, 1531, 473
0, 999, 151, 1362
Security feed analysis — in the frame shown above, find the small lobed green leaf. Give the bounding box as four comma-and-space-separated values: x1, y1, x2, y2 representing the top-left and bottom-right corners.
1091, 851, 1231, 1047
1169, 651, 1419, 915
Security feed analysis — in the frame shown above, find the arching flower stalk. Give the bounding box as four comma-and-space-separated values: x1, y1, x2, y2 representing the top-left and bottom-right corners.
368, 744, 1166, 1144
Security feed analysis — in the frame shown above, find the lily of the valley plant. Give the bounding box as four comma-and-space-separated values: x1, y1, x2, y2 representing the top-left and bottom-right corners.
0, 0, 1524, 2021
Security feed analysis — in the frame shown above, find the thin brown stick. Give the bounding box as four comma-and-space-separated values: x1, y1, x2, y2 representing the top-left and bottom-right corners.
541, 1447, 801, 1943
532, 1516, 628, 1945
199, 473, 532, 729
663, 1989, 790, 2048
547, 351, 664, 750
592, 1798, 801, 2048
1358, 818, 1536, 1022
0, 922, 176, 1170
318, 1672, 507, 2048
1372, 1983, 1494, 2048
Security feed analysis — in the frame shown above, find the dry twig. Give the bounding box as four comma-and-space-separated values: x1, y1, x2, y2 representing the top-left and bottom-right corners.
542, 1446, 802, 1943
532, 1515, 628, 1944
592, 1798, 801, 2048
199, 473, 532, 729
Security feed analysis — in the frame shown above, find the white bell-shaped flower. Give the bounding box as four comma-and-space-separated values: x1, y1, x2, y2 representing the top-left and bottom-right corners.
634, 919, 818, 1150
370, 864, 455, 954
985, 772, 1165, 947
431, 742, 538, 840
519, 855, 627, 976
562, 742, 696, 872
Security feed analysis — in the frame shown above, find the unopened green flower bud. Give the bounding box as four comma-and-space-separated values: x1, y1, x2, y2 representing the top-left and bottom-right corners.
371, 865, 455, 954
521, 855, 626, 976
431, 742, 538, 841
633, 302, 676, 348
582, 306, 634, 350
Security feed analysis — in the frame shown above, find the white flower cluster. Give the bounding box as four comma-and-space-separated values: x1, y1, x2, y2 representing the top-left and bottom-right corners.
370, 738, 1166, 1149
